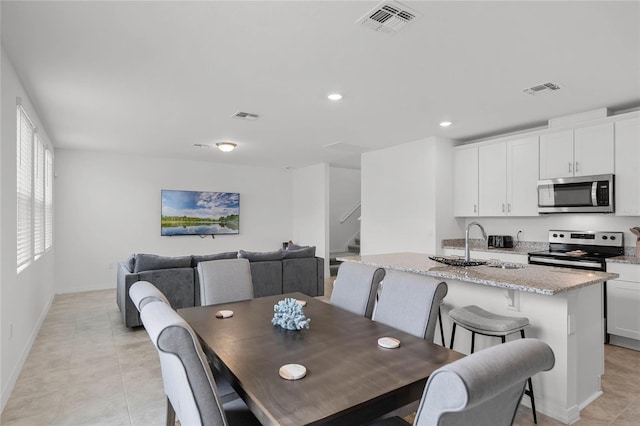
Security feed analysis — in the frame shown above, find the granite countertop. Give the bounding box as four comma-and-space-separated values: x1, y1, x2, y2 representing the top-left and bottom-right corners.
441, 238, 546, 255
607, 256, 640, 265
442, 239, 638, 260
337, 252, 618, 296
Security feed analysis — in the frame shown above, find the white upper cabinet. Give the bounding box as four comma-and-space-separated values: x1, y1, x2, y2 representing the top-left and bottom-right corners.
506, 137, 539, 216
539, 130, 574, 179
453, 145, 478, 217
539, 123, 614, 179
574, 123, 614, 177
614, 117, 640, 216
478, 137, 539, 217
478, 142, 507, 216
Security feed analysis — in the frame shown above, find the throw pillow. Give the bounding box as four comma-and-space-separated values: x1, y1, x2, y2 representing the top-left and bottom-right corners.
134, 254, 192, 273
238, 250, 284, 262
282, 246, 316, 259
191, 251, 238, 267
125, 254, 135, 272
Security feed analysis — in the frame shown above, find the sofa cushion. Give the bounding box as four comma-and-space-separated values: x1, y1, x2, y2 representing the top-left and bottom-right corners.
282, 246, 316, 259
124, 254, 135, 272
238, 250, 284, 262
134, 254, 192, 273
191, 251, 238, 267
287, 244, 307, 251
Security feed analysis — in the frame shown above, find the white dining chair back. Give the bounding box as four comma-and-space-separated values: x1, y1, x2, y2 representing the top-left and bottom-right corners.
373, 270, 447, 341
129, 280, 170, 312
330, 262, 385, 319
197, 259, 254, 306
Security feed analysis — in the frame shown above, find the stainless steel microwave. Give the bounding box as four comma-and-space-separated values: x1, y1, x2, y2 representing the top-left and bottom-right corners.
537, 174, 614, 214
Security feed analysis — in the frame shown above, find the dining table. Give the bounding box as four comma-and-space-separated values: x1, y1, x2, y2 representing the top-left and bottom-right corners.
178, 292, 463, 426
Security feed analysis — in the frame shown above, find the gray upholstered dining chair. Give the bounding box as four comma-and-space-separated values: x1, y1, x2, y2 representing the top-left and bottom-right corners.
370, 338, 555, 426
129, 280, 170, 312
140, 301, 260, 426
329, 262, 385, 319
197, 258, 254, 306
372, 270, 447, 341
131, 280, 239, 405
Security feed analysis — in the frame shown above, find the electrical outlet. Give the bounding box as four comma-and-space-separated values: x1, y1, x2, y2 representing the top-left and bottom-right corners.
568, 314, 576, 335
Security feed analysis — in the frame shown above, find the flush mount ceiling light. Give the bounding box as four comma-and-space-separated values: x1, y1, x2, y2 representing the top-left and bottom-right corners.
328, 93, 343, 101
216, 142, 237, 152
439, 121, 453, 127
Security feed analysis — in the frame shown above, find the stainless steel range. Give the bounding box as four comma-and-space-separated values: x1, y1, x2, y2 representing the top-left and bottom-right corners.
528, 230, 624, 271
528, 230, 624, 343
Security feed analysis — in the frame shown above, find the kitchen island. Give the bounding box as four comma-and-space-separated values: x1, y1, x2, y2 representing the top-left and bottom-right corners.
338, 252, 618, 425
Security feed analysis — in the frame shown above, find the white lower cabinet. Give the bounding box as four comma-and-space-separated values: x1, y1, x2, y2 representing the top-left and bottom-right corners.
607, 263, 640, 344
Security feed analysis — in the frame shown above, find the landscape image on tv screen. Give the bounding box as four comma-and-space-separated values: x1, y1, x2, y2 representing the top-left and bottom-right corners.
161, 190, 239, 236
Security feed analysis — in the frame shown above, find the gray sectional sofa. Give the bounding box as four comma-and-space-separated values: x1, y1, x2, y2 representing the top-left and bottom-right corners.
117, 247, 324, 327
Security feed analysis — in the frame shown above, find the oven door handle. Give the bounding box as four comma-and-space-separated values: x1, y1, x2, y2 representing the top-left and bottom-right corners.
529, 256, 602, 269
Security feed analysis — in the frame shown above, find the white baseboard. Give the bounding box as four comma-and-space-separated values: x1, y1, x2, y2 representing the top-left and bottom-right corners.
609, 335, 640, 351
0, 293, 55, 413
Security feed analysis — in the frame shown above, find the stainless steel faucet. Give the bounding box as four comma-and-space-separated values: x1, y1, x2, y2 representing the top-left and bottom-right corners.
465, 221, 487, 261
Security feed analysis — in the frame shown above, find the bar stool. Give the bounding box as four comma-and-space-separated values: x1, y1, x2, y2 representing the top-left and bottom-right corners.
448, 304, 539, 424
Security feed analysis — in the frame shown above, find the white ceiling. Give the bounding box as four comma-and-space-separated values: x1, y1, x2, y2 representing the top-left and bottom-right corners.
2, 1, 639, 169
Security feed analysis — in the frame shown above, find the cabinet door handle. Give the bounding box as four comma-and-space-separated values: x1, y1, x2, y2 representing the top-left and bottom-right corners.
474, 204, 477, 213
507, 203, 511, 213
569, 162, 572, 173
575, 161, 579, 173
502, 203, 505, 213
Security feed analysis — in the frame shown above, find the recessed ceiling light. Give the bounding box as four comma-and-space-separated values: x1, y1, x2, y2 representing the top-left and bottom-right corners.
328, 93, 343, 101
216, 142, 237, 152
439, 121, 452, 127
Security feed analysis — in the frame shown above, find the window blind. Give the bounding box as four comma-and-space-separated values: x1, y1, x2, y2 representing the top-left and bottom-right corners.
17, 105, 34, 269
45, 149, 54, 250
34, 134, 45, 256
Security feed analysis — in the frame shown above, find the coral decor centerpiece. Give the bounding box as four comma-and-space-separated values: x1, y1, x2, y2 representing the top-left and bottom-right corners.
272, 298, 310, 331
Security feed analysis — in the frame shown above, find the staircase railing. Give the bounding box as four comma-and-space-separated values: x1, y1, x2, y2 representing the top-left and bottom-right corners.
340, 202, 361, 224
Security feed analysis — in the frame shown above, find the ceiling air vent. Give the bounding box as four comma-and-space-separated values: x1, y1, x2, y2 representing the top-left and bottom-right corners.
357, 1, 420, 34
522, 82, 561, 95
232, 111, 259, 120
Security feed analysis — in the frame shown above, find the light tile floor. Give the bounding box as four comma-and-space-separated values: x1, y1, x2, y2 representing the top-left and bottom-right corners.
1, 289, 638, 425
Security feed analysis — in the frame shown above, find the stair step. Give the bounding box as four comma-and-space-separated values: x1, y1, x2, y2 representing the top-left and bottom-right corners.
348, 245, 360, 253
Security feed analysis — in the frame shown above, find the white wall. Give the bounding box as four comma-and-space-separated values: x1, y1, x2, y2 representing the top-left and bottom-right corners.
54, 149, 294, 293
329, 167, 360, 253
361, 136, 462, 255
292, 163, 329, 277
1, 48, 57, 410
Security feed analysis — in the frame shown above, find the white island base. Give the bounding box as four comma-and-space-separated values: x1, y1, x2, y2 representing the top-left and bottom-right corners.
441, 278, 602, 424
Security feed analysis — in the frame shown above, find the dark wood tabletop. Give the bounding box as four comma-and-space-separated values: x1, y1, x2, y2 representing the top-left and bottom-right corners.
179, 293, 464, 426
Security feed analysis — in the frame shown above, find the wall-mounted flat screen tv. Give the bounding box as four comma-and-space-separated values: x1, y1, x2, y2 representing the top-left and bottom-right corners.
161, 190, 239, 236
